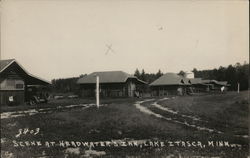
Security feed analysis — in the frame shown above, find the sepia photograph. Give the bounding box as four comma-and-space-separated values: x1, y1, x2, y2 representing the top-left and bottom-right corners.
0, 0, 249, 157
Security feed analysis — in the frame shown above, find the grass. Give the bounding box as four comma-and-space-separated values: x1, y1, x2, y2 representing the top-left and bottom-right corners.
154, 91, 249, 136
0, 97, 140, 112
1, 91, 249, 157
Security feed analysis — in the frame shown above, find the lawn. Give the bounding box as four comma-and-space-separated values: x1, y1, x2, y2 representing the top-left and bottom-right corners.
1, 91, 249, 158
153, 91, 249, 136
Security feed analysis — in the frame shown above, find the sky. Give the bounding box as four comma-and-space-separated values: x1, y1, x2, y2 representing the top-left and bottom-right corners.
1, 0, 249, 81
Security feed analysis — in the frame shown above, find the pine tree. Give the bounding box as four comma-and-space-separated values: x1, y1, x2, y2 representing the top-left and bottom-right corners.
141, 69, 146, 81
178, 70, 186, 77
134, 68, 141, 78
157, 69, 163, 78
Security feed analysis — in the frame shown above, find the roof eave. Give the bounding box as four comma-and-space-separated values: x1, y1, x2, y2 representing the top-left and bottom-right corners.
0, 59, 15, 73
1, 59, 51, 85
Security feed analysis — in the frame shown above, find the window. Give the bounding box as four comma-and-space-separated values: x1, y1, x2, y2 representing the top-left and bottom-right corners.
16, 84, 24, 89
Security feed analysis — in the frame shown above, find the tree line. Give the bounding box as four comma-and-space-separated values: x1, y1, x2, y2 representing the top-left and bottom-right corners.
134, 69, 163, 83
51, 77, 79, 93
192, 62, 249, 90
51, 62, 249, 93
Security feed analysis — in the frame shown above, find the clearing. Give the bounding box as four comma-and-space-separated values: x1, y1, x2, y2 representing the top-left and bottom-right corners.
1, 91, 249, 158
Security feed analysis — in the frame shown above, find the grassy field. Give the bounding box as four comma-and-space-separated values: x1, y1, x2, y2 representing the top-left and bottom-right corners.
154, 92, 249, 136
1, 91, 249, 158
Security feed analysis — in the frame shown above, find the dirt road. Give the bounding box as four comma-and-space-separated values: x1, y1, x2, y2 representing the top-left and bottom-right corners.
134, 98, 249, 139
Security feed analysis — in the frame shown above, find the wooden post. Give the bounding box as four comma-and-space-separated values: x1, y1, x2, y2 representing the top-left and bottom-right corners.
96, 75, 99, 108
237, 82, 240, 94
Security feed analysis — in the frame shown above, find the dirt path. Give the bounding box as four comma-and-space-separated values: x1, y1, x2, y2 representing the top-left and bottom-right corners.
134, 98, 249, 139
0, 103, 99, 119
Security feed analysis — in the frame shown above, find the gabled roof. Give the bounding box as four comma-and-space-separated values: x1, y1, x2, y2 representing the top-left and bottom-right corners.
0, 59, 15, 72
0, 59, 51, 85
150, 73, 190, 86
216, 81, 228, 86
201, 79, 211, 84
77, 71, 146, 84
211, 80, 229, 86
201, 79, 229, 86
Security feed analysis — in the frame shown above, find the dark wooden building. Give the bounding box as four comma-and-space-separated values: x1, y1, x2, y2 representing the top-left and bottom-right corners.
0, 59, 50, 106
201, 80, 230, 91
150, 73, 190, 96
77, 71, 146, 98
188, 78, 210, 93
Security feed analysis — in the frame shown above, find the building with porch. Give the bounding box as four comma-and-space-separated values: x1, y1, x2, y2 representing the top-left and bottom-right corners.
150, 73, 190, 96
77, 71, 146, 98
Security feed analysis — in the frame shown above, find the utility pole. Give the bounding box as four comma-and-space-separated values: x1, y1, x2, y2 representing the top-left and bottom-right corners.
96, 75, 100, 108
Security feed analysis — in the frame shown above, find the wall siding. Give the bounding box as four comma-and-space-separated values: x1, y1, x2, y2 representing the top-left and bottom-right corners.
0, 78, 25, 90
0, 90, 25, 106
79, 81, 138, 98
151, 85, 187, 96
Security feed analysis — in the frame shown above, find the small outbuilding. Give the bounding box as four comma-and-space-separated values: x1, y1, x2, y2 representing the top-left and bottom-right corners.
0, 59, 50, 106
150, 73, 190, 96
77, 71, 146, 98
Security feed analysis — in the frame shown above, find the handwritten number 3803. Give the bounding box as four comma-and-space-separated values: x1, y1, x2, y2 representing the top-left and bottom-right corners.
15, 128, 40, 138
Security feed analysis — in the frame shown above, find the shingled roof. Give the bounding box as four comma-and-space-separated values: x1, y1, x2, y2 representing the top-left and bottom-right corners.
188, 78, 202, 84
210, 80, 229, 86
77, 71, 146, 84
150, 73, 190, 86
216, 81, 229, 86
201, 79, 229, 86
